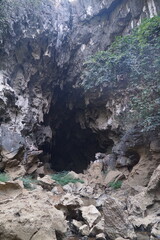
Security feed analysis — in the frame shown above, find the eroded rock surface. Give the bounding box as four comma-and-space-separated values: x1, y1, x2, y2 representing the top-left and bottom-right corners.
0, 0, 160, 239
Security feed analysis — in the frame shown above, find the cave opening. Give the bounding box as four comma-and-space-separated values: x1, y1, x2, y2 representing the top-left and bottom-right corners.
42, 86, 113, 173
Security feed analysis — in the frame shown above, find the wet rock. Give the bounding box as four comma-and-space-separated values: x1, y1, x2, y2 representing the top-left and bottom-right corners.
80, 205, 101, 228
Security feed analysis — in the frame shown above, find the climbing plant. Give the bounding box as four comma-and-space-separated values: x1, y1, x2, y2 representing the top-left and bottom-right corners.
81, 15, 160, 131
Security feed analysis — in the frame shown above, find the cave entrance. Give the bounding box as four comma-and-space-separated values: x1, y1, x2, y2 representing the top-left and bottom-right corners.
45, 86, 112, 173
51, 120, 105, 173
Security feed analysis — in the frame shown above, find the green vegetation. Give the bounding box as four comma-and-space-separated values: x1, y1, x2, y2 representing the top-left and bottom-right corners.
0, 173, 10, 182
20, 176, 37, 190
51, 171, 84, 186
108, 180, 122, 190
81, 16, 160, 131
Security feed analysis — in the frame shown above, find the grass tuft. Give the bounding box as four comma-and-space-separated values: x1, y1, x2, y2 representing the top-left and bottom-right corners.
51, 171, 84, 186
108, 180, 122, 189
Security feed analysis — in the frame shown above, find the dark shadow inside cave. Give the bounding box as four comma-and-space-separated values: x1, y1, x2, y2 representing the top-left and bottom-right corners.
42, 86, 114, 173
51, 120, 107, 173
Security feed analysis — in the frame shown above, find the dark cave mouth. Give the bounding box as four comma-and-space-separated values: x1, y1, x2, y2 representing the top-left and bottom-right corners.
50, 121, 112, 173
40, 86, 114, 173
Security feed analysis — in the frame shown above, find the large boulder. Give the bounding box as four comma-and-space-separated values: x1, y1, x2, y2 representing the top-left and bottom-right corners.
0, 190, 67, 240
80, 205, 101, 228
0, 125, 25, 160
103, 196, 135, 239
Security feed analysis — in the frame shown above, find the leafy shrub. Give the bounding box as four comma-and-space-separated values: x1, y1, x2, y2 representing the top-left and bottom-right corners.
108, 180, 122, 190
0, 173, 10, 182
51, 171, 84, 186
81, 16, 160, 131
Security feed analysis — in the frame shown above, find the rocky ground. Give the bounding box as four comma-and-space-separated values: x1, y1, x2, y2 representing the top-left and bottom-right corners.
0, 0, 160, 239
0, 158, 160, 240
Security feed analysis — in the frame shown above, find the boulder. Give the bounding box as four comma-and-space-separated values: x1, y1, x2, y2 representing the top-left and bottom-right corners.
116, 156, 131, 167
96, 233, 106, 239
0, 180, 24, 202
79, 224, 90, 236
104, 170, 123, 185
5, 164, 26, 179
0, 190, 67, 240
80, 205, 101, 228
72, 219, 83, 231
103, 196, 135, 239
79, 185, 94, 197
87, 161, 104, 185
56, 193, 84, 208
51, 185, 64, 195
0, 125, 25, 159
128, 190, 154, 217
147, 164, 160, 195
38, 175, 56, 190
66, 171, 80, 179
96, 194, 108, 208
36, 166, 45, 176
90, 219, 105, 236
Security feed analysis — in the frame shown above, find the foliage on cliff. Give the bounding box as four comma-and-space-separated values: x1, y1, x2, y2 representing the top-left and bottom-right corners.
81, 16, 160, 131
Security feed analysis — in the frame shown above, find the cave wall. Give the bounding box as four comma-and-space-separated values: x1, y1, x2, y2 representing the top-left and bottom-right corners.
0, 0, 160, 174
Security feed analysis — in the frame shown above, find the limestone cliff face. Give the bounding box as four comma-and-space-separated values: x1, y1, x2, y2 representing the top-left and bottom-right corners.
0, 0, 160, 175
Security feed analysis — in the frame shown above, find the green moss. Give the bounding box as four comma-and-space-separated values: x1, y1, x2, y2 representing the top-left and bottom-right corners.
51, 171, 84, 186
0, 173, 10, 182
81, 16, 160, 131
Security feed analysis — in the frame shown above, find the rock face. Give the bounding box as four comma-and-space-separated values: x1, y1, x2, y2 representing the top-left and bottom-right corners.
0, 1, 160, 238
0, 0, 160, 174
